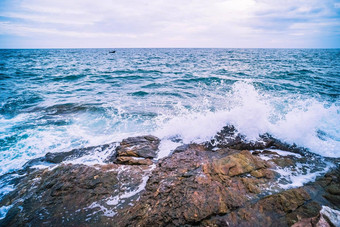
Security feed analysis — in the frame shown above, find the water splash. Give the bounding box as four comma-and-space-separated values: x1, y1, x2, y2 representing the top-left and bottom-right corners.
154, 81, 340, 158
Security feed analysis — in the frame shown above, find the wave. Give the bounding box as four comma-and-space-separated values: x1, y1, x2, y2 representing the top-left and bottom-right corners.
29, 103, 104, 116
0, 93, 43, 118
51, 74, 87, 82
172, 76, 228, 86
154, 82, 340, 158
110, 69, 163, 75
129, 91, 149, 97
141, 83, 165, 89
0, 80, 339, 177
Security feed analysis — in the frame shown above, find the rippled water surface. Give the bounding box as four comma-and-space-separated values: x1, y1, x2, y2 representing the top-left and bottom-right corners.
0, 48, 340, 174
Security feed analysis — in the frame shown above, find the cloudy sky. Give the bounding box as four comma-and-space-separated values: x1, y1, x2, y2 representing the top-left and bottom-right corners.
0, 0, 339, 48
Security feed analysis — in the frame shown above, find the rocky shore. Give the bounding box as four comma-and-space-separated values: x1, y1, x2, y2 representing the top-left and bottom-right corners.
0, 126, 339, 226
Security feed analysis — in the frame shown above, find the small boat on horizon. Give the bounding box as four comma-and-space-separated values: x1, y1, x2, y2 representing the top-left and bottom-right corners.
109, 50, 116, 53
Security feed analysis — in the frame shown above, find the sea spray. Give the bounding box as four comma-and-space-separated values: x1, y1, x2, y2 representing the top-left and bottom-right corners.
154, 81, 340, 158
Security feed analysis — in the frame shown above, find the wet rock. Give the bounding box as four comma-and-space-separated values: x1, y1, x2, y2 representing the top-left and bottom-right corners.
22, 143, 116, 170
106, 135, 160, 166
45, 143, 115, 163
118, 145, 275, 226
22, 157, 46, 169
207, 126, 306, 156
250, 169, 276, 179
45, 150, 80, 163
202, 165, 340, 227
292, 205, 340, 227
320, 206, 340, 227
0, 163, 152, 227
204, 188, 312, 226
116, 135, 160, 158
208, 150, 268, 177
326, 184, 340, 195
115, 135, 338, 226
207, 125, 270, 150
1, 128, 339, 227
116, 156, 153, 165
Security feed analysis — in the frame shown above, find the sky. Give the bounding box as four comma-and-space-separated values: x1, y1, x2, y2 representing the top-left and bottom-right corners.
0, 0, 339, 48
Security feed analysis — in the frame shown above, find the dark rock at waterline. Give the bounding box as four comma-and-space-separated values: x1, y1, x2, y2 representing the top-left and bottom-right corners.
45, 143, 116, 163
22, 156, 46, 170
45, 149, 84, 163
207, 125, 306, 156
22, 143, 117, 171
206, 125, 271, 150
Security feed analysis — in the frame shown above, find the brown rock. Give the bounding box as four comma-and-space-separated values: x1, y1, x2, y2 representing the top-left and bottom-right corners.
208, 188, 312, 226
261, 188, 310, 213
116, 156, 153, 165
272, 156, 296, 168
250, 169, 275, 179
326, 184, 340, 195
0, 163, 152, 227
287, 201, 322, 226
116, 135, 160, 158
1, 130, 339, 227
118, 146, 275, 226
210, 150, 267, 177
291, 205, 340, 227
291, 216, 321, 227
241, 178, 262, 194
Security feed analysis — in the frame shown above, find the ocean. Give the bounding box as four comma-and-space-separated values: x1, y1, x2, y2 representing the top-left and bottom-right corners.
0, 48, 339, 177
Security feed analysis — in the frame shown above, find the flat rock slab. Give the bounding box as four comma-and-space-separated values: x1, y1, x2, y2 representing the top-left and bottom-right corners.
116, 156, 153, 165
116, 135, 160, 158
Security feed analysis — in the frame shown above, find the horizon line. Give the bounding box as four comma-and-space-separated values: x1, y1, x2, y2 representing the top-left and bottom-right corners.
1, 47, 340, 50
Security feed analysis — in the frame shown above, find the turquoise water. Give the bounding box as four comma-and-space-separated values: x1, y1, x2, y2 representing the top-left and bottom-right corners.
0, 48, 340, 175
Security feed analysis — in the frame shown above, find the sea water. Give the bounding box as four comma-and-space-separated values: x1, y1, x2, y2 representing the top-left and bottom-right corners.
0, 48, 339, 176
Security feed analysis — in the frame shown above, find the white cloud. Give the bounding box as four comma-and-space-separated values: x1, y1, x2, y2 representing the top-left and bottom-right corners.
2, 12, 99, 25
0, 0, 339, 47
0, 21, 142, 38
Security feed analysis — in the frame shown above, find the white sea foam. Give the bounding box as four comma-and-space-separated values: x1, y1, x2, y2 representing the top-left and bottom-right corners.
154, 82, 340, 158
275, 165, 331, 189
157, 140, 181, 160
106, 174, 149, 206
321, 206, 340, 226
0, 113, 30, 134
0, 115, 123, 175
258, 149, 302, 158
0, 205, 13, 220
63, 143, 118, 166
87, 202, 116, 217
85, 167, 152, 219
0, 81, 339, 178
255, 149, 335, 189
